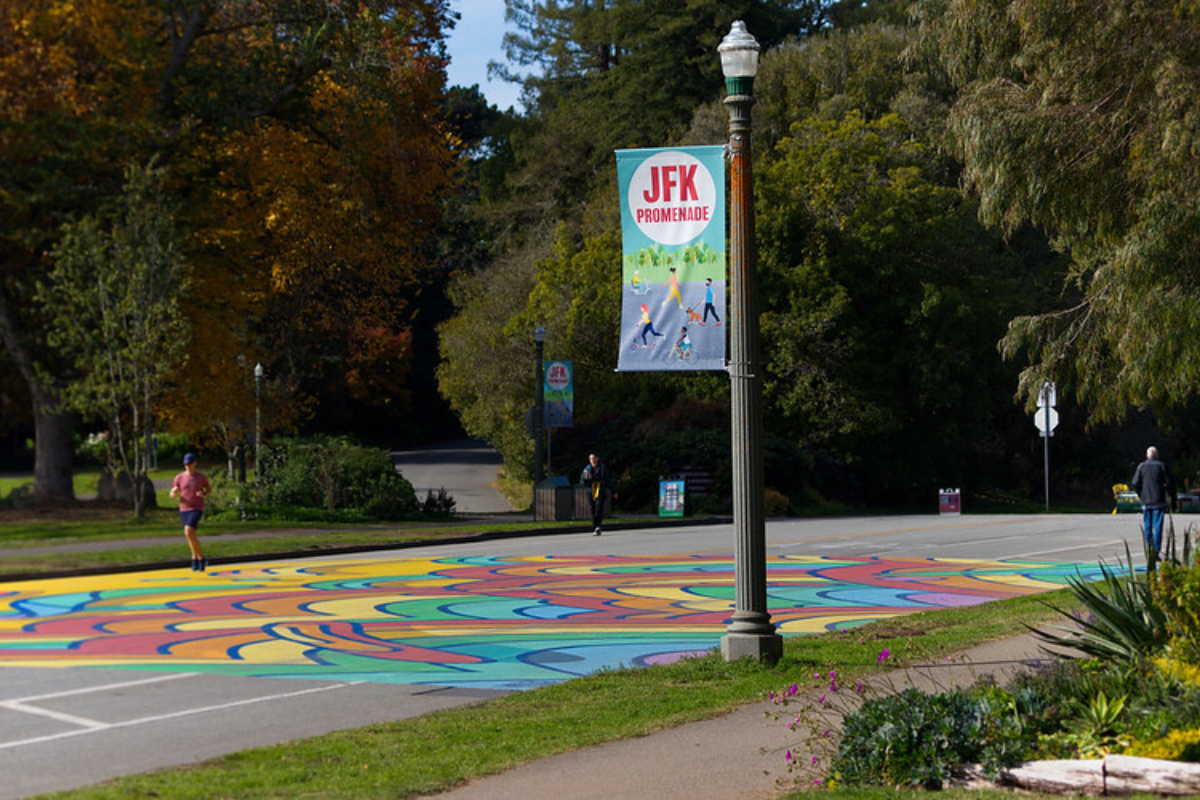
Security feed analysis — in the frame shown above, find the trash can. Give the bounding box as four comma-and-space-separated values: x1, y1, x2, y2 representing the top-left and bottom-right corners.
535, 476, 573, 521
939, 488, 961, 515
574, 485, 610, 521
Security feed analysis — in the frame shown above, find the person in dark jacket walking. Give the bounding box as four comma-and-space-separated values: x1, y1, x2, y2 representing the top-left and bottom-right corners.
1131, 446, 1177, 558
580, 453, 617, 536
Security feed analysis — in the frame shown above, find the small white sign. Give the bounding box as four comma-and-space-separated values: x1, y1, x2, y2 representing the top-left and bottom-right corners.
1037, 381, 1057, 409
1034, 406, 1059, 435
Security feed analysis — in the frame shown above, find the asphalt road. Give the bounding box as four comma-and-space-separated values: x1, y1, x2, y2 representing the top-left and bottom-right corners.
390, 439, 515, 514
0, 511, 1152, 798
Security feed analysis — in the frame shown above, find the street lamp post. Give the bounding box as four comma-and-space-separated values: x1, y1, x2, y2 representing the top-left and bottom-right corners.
533, 325, 547, 486
719, 21, 782, 664
254, 362, 263, 484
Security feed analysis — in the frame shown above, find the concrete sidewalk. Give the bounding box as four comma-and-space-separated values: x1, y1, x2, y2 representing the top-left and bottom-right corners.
431, 633, 1052, 800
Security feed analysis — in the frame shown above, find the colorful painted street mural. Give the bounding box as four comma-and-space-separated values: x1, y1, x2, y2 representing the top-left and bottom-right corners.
0, 555, 1101, 690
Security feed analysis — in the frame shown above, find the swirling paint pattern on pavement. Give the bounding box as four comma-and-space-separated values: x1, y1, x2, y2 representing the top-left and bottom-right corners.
0, 555, 1100, 689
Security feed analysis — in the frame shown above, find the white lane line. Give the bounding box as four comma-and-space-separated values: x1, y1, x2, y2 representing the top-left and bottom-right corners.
4, 672, 195, 704
0, 700, 106, 729
0, 680, 364, 751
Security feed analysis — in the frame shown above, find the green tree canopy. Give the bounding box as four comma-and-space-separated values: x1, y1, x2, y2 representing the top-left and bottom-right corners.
756, 107, 1034, 500
1, 1, 457, 497
916, 0, 1200, 422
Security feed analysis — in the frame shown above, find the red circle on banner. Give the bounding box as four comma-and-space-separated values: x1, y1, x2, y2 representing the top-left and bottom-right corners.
546, 362, 571, 391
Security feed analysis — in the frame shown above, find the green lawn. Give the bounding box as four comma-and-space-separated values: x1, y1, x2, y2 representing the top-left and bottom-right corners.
0, 468, 177, 505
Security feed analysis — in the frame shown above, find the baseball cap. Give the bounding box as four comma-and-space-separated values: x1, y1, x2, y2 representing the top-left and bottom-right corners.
182, 453, 197, 465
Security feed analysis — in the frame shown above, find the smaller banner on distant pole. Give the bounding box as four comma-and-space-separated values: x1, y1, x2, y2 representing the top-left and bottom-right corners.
615, 146, 726, 371
545, 360, 573, 428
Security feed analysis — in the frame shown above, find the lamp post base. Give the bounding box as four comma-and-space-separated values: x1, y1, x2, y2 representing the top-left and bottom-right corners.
720, 631, 783, 663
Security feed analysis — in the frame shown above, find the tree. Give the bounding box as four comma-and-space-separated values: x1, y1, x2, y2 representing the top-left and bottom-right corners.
2, 1, 457, 496
915, 0, 1200, 422
755, 107, 1037, 501
40, 163, 190, 515
0, 0, 148, 500
440, 1, 817, 474
493, 0, 823, 228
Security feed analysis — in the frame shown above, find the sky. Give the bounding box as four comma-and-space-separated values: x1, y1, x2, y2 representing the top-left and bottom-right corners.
444, 1, 523, 111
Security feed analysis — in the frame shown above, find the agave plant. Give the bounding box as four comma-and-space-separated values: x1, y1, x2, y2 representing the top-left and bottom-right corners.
1032, 544, 1171, 665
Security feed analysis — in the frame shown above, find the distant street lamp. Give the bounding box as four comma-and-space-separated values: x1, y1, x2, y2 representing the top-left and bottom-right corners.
533, 325, 546, 485
719, 21, 782, 664
254, 362, 263, 484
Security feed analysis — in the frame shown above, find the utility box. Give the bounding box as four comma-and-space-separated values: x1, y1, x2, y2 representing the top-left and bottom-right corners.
939, 488, 962, 515
535, 476, 573, 521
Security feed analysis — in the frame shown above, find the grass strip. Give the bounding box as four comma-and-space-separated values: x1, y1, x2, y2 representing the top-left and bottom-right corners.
51, 592, 1065, 799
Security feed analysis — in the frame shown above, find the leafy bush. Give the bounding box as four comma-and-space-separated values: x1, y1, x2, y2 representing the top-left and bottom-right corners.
1153, 558, 1200, 662
202, 469, 263, 520
809, 544, 1200, 791
830, 685, 1029, 789
254, 438, 418, 520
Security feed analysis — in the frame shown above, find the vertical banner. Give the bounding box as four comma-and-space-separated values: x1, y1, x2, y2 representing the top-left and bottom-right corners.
545, 360, 573, 428
615, 146, 726, 371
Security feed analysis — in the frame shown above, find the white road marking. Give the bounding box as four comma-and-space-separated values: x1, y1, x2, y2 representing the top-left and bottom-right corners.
0, 677, 363, 751
3, 671, 194, 704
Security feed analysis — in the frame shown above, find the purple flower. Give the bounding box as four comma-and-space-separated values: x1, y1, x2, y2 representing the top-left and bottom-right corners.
856, 680, 865, 693
818, 693, 827, 704
812, 756, 819, 766
788, 683, 799, 697
785, 750, 793, 763
878, 648, 891, 663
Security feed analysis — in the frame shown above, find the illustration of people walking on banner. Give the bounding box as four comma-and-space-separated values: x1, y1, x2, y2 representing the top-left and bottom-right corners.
615, 146, 726, 372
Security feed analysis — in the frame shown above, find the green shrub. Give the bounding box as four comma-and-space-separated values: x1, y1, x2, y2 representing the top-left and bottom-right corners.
1153, 559, 1200, 662
830, 685, 1028, 789
255, 438, 418, 520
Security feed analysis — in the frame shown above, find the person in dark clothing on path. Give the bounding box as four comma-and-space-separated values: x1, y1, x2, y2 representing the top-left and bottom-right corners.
1131, 445, 1177, 558
580, 453, 617, 536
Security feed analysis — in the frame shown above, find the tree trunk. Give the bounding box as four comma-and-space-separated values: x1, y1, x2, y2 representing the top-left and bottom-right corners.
0, 285, 75, 504
32, 385, 75, 503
